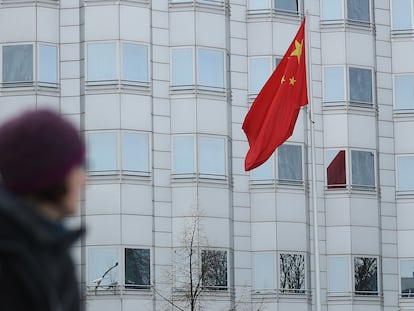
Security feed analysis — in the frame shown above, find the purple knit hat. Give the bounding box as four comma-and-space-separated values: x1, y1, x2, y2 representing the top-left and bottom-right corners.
0, 109, 85, 195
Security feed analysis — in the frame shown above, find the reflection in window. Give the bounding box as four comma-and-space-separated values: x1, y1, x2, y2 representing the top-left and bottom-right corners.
328, 256, 350, 293
349, 67, 372, 105
280, 253, 305, 294
198, 49, 224, 88
202, 250, 228, 290
172, 48, 193, 86
125, 248, 150, 288
173, 136, 195, 175
87, 43, 117, 81
324, 67, 345, 104
354, 257, 378, 295
347, 0, 370, 23
88, 132, 118, 173
275, 0, 298, 13
392, 0, 412, 30
122, 43, 148, 83
251, 157, 273, 181
397, 156, 414, 191
249, 57, 271, 95
122, 132, 149, 174
322, 0, 342, 20
351, 150, 375, 188
327, 150, 346, 189
278, 144, 302, 183
395, 75, 414, 110
254, 253, 275, 290
2, 45, 33, 83
199, 136, 226, 176
401, 260, 414, 297
39, 45, 57, 85
88, 248, 119, 288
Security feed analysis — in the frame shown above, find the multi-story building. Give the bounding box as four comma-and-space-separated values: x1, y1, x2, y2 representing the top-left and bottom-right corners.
0, 0, 413, 311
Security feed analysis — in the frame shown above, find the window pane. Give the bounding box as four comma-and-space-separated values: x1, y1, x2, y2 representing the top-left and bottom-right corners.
249, 57, 271, 94
278, 144, 302, 182
275, 0, 298, 13
173, 136, 195, 175
249, 0, 268, 9
87, 43, 117, 81
199, 136, 226, 176
122, 132, 149, 173
349, 67, 372, 104
172, 48, 193, 86
392, 0, 412, 30
202, 250, 227, 289
401, 260, 414, 297
351, 150, 375, 187
354, 257, 378, 295
322, 0, 342, 20
395, 75, 414, 110
2, 45, 33, 83
280, 253, 305, 293
397, 156, 414, 191
88, 132, 117, 172
88, 248, 119, 287
39, 45, 57, 84
347, 0, 370, 22
254, 253, 275, 290
328, 257, 350, 293
125, 248, 150, 288
251, 156, 273, 181
122, 43, 148, 82
198, 49, 224, 88
324, 67, 345, 103
327, 150, 346, 188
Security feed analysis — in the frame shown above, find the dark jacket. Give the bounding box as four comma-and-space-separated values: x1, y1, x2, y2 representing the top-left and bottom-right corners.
0, 188, 83, 311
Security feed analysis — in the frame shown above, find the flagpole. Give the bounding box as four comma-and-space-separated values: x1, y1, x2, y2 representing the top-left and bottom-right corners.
305, 12, 322, 311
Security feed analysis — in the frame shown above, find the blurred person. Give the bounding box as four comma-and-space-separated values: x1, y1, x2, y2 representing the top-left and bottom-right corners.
0, 109, 86, 311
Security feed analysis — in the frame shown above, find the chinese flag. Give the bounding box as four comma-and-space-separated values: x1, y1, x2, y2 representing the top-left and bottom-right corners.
243, 19, 308, 171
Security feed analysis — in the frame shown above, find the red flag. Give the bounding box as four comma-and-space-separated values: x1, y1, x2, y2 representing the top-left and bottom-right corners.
243, 19, 308, 171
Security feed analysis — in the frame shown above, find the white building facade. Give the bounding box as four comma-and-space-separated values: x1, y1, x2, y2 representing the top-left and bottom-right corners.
0, 0, 413, 311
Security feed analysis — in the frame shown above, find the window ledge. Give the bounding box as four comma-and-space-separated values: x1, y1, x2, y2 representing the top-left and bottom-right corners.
247, 9, 302, 24
323, 103, 377, 116
169, 1, 228, 14
325, 186, 378, 197
320, 19, 375, 34
170, 85, 227, 99
1, 0, 59, 8
84, 0, 150, 7
396, 191, 414, 200
394, 110, 414, 120
171, 174, 229, 187
87, 172, 152, 185
391, 29, 414, 39
1, 83, 60, 96
85, 81, 150, 95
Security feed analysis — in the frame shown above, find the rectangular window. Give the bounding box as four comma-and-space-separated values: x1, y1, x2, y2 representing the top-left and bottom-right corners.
122, 43, 148, 83
125, 248, 150, 289
278, 144, 302, 183
322, 0, 342, 20
199, 136, 226, 177
349, 67, 372, 105
251, 157, 274, 181
39, 44, 57, 85
327, 150, 346, 189
397, 156, 414, 191
351, 150, 375, 188
324, 67, 345, 104
122, 132, 149, 174
2, 44, 33, 84
401, 260, 414, 297
394, 75, 414, 110
88, 248, 119, 288
173, 136, 195, 175
328, 256, 350, 293
392, 0, 412, 30
275, 0, 298, 13
87, 43, 117, 82
201, 250, 228, 290
88, 132, 118, 174
254, 253, 275, 290
249, 0, 268, 10
249, 57, 271, 95
347, 0, 370, 23
279, 253, 305, 294
354, 257, 378, 295
197, 49, 224, 88
172, 48, 193, 86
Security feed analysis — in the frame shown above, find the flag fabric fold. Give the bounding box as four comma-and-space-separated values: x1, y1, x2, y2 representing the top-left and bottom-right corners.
243, 18, 308, 171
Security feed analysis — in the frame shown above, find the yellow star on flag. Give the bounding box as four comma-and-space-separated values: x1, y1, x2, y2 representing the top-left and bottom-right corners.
289, 76, 296, 86
281, 75, 286, 84
290, 39, 303, 64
